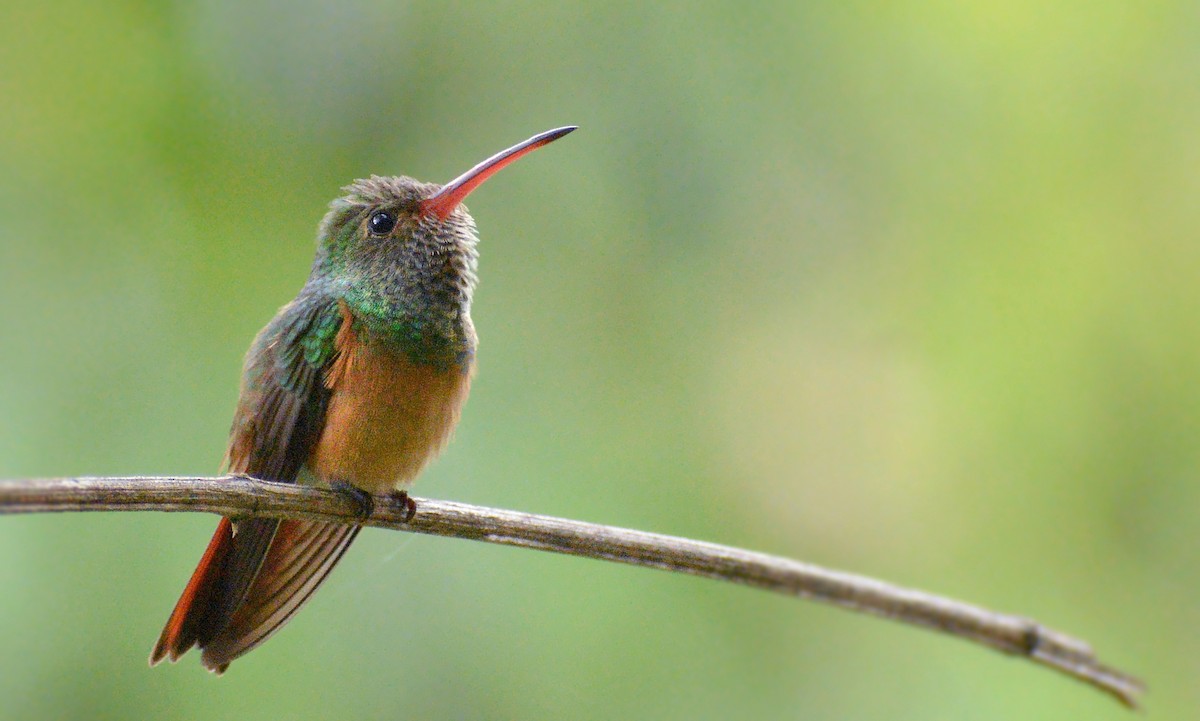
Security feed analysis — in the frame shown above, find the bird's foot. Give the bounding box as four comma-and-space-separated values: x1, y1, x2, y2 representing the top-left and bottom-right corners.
389, 490, 417, 523
331, 481, 375, 521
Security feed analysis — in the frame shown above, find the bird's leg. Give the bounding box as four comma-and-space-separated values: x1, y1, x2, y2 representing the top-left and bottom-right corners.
330, 480, 374, 521
389, 490, 417, 523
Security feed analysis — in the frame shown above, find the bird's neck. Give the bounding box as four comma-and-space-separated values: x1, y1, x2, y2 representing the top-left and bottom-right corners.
337, 281, 476, 371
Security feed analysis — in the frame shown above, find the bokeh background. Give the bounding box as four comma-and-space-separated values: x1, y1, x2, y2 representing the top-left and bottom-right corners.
0, 1, 1195, 719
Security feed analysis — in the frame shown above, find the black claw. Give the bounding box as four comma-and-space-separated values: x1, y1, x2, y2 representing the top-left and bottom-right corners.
331, 481, 374, 520
390, 490, 417, 523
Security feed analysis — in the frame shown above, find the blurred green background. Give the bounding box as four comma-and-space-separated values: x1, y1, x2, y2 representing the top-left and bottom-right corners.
0, 1, 1194, 719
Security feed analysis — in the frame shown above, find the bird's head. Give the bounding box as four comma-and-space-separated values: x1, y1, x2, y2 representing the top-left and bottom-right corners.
309, 126, 576, 363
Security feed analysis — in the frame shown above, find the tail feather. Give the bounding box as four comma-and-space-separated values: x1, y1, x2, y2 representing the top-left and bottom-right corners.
150, 517, 236, 665
200, 520, 360, 672
196, 517, 282, 641
150, 518, 359, 672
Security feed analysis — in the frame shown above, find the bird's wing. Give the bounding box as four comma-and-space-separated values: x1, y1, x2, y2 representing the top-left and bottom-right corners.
151, 298, 361, 672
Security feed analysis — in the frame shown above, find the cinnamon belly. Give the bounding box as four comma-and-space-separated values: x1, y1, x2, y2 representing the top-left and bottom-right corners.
308, 324, 473, 494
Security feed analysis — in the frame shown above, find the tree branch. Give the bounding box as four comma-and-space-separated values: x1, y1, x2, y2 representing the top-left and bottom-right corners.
0, 475, 1142, 707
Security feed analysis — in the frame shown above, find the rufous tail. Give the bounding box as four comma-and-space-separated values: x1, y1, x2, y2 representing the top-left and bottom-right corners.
150, 517, 359, 673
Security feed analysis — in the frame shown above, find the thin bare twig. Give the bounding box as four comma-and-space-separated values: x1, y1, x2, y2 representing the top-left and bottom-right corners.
0, 475, 1143, 707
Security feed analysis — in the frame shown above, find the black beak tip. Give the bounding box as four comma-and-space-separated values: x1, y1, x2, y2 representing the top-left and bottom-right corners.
542, 126, 578, 143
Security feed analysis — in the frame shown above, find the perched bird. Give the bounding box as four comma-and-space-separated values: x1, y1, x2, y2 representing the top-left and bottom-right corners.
149, 127, 576, 673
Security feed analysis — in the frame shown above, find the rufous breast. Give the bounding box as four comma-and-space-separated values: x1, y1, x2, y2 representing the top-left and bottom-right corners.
307, 306, 473, 494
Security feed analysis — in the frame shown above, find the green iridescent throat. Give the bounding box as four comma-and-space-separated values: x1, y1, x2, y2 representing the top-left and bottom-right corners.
341, 285, 474, 370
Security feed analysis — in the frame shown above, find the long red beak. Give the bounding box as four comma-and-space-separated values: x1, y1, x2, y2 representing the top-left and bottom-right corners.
419, 126, 577, 220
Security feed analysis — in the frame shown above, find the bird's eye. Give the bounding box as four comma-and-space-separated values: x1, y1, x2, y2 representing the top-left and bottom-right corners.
368, 210, 397, 236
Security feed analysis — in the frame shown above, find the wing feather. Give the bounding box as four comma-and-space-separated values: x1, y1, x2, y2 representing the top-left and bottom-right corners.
153, 298, 361, 671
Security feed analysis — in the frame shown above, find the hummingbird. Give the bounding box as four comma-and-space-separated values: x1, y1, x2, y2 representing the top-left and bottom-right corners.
149, 126, 576, 673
